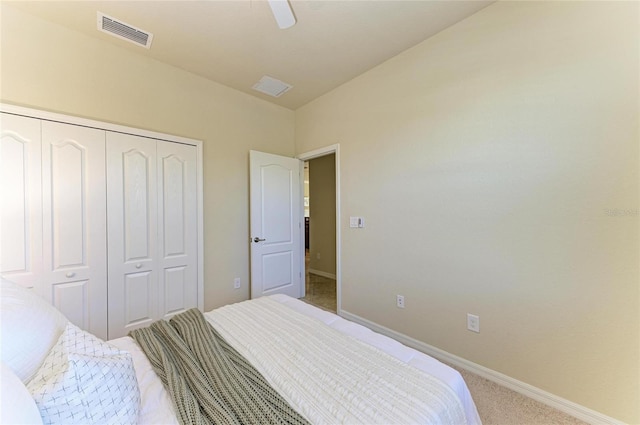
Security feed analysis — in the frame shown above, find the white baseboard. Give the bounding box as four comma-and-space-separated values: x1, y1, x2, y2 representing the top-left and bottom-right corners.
308, 269, 336, 280
339, 309, 625, 425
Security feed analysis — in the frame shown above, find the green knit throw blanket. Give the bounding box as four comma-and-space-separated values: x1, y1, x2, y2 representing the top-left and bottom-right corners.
129, 308, 310, 425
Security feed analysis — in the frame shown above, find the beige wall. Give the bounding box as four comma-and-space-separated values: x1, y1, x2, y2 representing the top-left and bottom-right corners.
308, 154, 336, 276
296, 2, 639, 423
0, 4, 296, 311
3, 1, 639, 422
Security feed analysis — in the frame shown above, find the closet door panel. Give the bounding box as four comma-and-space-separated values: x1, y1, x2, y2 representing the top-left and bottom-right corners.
41, 121, 107, 339
157, 141, 198, 319
50, 142, 85, 267
52, 280, 89, 329
0, 114, 42, 289
163, 266, 186, 315
124, 271, 154, 326
107, 132, 158, 339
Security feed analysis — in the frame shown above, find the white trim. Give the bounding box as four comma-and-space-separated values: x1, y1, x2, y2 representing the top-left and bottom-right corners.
308, 269, 336, 280
297, 144, 341, 314
297, 144, 338, 161
1, 102, 206, 313
1, 103, 200, 147
299, 160, 306, 299
196, 141, 204, 311
339, 309, 626, 425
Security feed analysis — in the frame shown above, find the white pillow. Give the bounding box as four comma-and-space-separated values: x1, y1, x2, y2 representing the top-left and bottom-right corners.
0, 362, 43, 424
27, 322, 140, 425
0, 279, 68, 383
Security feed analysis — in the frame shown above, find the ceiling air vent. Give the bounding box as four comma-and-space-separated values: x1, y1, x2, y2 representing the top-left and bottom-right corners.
97, 12, 153, 48
252, 76, 293, 98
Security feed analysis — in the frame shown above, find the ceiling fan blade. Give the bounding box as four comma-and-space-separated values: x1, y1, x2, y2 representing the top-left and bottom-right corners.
267, 0, 296, 30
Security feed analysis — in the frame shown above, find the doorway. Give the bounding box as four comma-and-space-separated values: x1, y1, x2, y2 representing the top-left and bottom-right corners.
297, 145, 340, 313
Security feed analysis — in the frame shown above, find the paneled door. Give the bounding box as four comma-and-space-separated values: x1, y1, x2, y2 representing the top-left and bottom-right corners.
2, 102, 203, 341
41, 121, 107, 339
0, 114, 43, 290
157, 141, 198, 321
249, 150, 303, 299
107, 134, 198, 338
107, 132, 158, 339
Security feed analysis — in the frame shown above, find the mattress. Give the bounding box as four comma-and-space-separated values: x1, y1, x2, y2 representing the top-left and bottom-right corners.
109, 295, 481, 425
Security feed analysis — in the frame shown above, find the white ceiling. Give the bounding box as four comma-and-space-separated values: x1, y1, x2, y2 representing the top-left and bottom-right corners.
7, 0, 493, 110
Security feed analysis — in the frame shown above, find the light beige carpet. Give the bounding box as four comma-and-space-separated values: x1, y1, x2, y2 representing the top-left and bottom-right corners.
452, 365, 588, 425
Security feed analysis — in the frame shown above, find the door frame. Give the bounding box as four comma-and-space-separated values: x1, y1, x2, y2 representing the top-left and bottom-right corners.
297, 144, 341, 314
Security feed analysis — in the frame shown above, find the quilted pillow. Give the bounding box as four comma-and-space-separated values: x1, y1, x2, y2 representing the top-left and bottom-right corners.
27, 322, 140, 425
0, 278, 68, 383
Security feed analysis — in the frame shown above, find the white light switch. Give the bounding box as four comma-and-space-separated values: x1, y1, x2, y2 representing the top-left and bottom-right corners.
350, 217, 365, 228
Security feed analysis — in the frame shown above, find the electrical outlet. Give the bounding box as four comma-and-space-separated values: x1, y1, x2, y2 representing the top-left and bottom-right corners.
233, 278, 241, 289
467, 313, 480, 333
316, 252, 321, 260
396, 295, 405, 309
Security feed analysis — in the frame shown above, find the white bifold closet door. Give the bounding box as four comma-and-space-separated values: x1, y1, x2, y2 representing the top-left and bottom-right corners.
107, 133, 197, 339
0, 114, 43, 290
106, 133, 158, 338
41, 121, 107, 338
2, 115, 108, 339
156, 141, 198, 322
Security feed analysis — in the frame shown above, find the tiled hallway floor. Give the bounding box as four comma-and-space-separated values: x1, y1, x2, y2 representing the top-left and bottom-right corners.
301, 251, 337, 312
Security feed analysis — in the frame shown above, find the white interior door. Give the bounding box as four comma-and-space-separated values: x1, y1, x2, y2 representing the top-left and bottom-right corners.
0, 114, 43, 289
106, 132, 158, 339
250, 150, 303, 299
41, 121, 107, 339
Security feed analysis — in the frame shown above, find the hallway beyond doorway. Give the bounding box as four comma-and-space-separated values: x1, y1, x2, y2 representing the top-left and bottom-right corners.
301, 250, 336, 312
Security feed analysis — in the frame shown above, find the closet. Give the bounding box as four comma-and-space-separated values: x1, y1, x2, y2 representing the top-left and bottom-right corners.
0, 105, 203, 340
106, 132, 199, 338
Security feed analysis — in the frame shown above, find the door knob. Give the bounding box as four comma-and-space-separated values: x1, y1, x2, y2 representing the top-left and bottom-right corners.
253, 237, 266, 243
135, 263, 142, 269
65, 272, 75, 278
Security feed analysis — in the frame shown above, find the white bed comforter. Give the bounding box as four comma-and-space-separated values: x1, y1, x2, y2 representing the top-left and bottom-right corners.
110, 295, 482, 425
206, 296, 467, 424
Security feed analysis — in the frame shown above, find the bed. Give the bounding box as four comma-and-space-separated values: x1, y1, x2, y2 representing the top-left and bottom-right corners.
1, 279, 481, 425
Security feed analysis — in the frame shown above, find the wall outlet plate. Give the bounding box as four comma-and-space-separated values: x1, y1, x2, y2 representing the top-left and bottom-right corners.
467, 313, 480, 333
396, 295, 405, 308
349, 216, 365, 228
233, 278, 241, 289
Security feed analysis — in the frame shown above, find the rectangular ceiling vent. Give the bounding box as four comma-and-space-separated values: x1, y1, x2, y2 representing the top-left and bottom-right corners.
97, 12, 153, 48
252, 76, 293, 98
